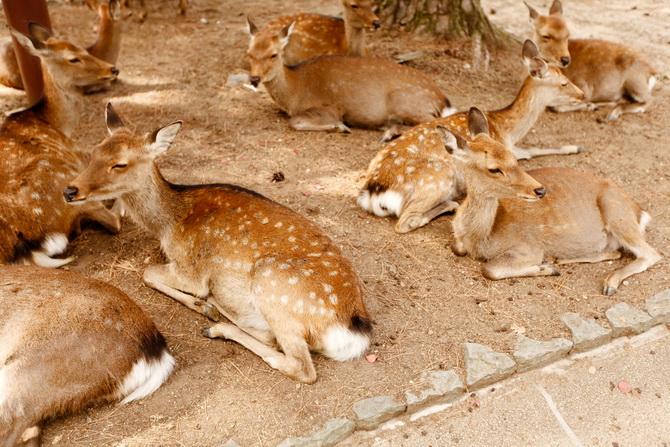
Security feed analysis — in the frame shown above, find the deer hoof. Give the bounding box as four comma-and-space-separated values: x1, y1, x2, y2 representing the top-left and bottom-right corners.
602, 285, 617, 296
539, 264, 560, 276
195, 301, 221, 322
201, 326, 217, 338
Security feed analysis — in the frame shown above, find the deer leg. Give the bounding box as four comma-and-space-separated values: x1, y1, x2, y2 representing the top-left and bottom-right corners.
80, 202, 121, 233
483, 249, 559, 280
379, 124, 412, 143
556, 251, 622, 265
289, 108, 351, 134
202, 323, 316, 383
510, 144, 583, 161
602, 244, 661, 295
604, 72, 655, 121
143, 264, 221, 321
395, 198, 458, 233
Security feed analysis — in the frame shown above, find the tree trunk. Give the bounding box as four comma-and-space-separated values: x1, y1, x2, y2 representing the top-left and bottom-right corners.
376, 0, 514, 47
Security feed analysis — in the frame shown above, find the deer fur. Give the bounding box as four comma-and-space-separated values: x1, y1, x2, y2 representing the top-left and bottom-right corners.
358, 40, 584, 233
0, 23, 121, 267
526, 0, 656, 120
439, 108, 661, 295
64, 103, 373, 383
246, 21, 452, 136
0, 265, 174, 447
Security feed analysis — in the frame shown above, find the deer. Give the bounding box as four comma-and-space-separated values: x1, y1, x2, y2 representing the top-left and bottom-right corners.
0, 0, 129, 92
437, 107, 661, 295
64, 103, 373, 384
525, 0, 656, 121
358, 40, 584, 233
0, 23, 121, 267
247, 0, 381, 67
247, 21, 452, 137
0, 265, 175, 447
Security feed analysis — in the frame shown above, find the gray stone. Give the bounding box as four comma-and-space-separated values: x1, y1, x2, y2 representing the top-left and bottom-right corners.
646, 289, 670, 325
605, 302, 654, 336
560, 312, 612, 352
226, 73, 250, 88
513, 335, 573, 372
217, 441, 242, 447
352, 395, 406, 430
462, 343, 516, 388
404, 370, 465, 413
277, 418, 355, 447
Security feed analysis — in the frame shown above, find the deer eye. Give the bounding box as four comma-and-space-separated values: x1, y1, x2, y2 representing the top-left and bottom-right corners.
350, 4, 359, 8
112, 163, 128, 169
542, 35, 551, 40
561, 82, 568, 87
68, 57, 81, 63
270, 53, 278, 59
488, 168, 501, 174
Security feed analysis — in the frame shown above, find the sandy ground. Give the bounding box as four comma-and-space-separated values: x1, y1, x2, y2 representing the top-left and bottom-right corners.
1, 0, 669, 445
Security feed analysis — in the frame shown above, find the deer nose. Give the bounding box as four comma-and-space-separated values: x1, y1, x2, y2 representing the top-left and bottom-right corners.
63, 186, 78, 202
111, 66, 120, 76
560, 57, 570, 67
372, 20, 381, 29
534, 187, 546, 199
249, 76, 260, 87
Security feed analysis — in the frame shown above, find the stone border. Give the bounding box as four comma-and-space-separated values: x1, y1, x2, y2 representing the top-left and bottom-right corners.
218, 289, 670, 447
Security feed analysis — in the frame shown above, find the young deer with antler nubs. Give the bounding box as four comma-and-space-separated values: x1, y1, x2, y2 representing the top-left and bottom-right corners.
64, 104, 372, 383
0, 265, 174, 447
358, 40, 584, 233
526, 0, 656, 120
0, 23, 120, 267
247, 0, 380, 67
438, 107, 660, 295
247, 22, 452, 136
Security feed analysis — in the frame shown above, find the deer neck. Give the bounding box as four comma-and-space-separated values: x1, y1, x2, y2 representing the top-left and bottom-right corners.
87, 19, 121, 64
488, 76, 544, 148
38, 64, 81, 138
453, 176, 501, 258
263, 63, 297, 114
120, 165, 184, 240
345, 24, 366, 56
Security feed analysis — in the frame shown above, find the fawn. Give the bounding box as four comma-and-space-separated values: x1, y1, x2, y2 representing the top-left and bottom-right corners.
358, 40, 584, 233
64, 103, 373, 383
247, 0, 380, 66
526, 0, 656, 120
0, 265, 174, 447
439, 107, 660, 295
247, 22, 452, 136
0, 23, 120, 267
0, 0, 128, 92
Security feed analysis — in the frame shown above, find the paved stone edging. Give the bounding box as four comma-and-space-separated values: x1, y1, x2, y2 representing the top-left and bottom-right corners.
219, 288, 670, 447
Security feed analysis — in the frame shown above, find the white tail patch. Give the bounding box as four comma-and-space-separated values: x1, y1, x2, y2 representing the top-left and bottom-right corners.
357, 190, 403, 217
440, 106, 457, 118
117, 350, 175, 405
30, 233, 74, 268
321, 324, 370, 362
648, 76, 657, 92
639, 211, 652, 232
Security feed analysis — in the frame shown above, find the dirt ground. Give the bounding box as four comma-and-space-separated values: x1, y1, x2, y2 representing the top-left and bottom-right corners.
1, 0, 669, 445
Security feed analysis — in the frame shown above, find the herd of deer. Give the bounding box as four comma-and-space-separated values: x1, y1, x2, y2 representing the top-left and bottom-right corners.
0, 0, 661, 444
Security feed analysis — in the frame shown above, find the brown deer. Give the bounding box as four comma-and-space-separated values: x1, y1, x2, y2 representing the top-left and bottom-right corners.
0, 23, 120, 267
438, 107, 660, 295
0, 265, 174, 447
247, 22, 452, 136
358, 40, 584, 233
64, 103, 373, 383
526, 0, 656, 120
247, 0, 380, 66
0, 0, 128, 92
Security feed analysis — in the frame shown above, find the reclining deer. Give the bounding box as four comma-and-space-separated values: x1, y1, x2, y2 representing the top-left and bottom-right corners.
0, 23, 120, 267
247, 0, 380, 67
64, 103, 373, 383
526, 0, 656, 121
358, 40, 584, 233
0, 265, 174, 447
438, 107, 660, 295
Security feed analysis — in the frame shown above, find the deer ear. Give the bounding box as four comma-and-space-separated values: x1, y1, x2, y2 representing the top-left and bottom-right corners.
108, 0, 120, 20
105, 103, 126, 134
521, 39, 539, 66
524, 1, 539, 21
279, 21, 296, 49
549, 0, 563, 15
529, 57, 548, 79
246, 16, 258, 37
468, 107, 489, 137
10, 23, 52, 56
147, 121, 182, 157
436, 126, 469, 161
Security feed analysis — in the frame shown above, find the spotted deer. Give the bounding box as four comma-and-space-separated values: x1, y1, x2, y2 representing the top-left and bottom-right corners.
0, 23, 120, 267
358, 40, 584, 233
0, 0, 128, 92
438, 107, 660, 295
247, 21, 452, 136
526, 0, 656, 120
247, 0, 380, 67
64, 103, 372, 383
0, 265, 174, 447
